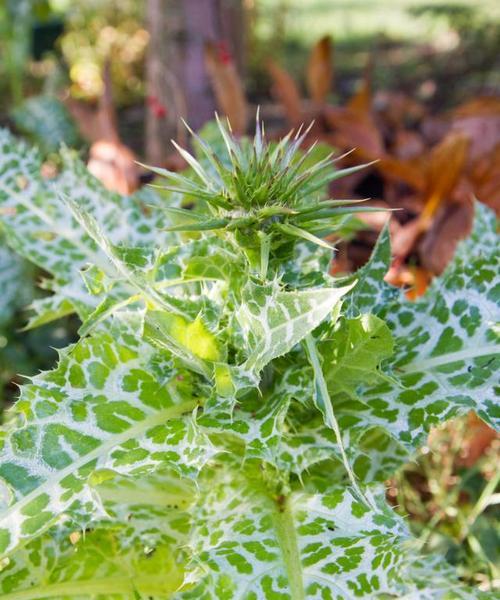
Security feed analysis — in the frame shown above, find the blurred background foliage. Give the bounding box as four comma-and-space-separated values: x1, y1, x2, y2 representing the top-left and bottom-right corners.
1, 0, 499, 111
247, 0, 500, 104
59, 0, 147, 104
389, 414, 499, 590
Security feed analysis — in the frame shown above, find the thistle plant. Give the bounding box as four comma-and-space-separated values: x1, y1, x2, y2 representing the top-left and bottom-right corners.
148, 118, 375, 278
0, 120, 498, 599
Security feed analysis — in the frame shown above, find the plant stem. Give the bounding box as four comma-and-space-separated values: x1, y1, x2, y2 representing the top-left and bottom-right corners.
304, 333, 375, 509
460, 469, 500, 543
272, 495, 305, 600
259, 232, 271, 280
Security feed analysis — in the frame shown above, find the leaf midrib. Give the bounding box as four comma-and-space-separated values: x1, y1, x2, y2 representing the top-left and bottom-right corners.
0, 575, 134, 600
400, 344, 500, 374
271, 497, 305, 600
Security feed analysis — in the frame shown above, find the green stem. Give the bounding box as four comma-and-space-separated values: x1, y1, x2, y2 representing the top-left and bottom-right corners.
460, 469, 500, 542
259, 232, 271, 280
304, 334, 374, 509
272, 496, 305, 600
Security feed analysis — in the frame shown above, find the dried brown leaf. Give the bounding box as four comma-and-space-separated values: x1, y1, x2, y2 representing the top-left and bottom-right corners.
468, 143, 500, 214
306, 35, 334, 104
377, 156, 425, 191
324, 106, 384, 159
347, 53, 374, 114
205, 41, 248, 135
88, 140, 139, 195
458, 412, 498, 468
421, 132, 469, 225
267, 59, 303, 126
418, 199, 474, 275
453, 96, 500, 118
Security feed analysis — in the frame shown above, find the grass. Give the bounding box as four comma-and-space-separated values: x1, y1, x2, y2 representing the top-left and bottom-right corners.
256, 0, 500, 46
249, 0, 500, 104
389, 415, 499, 592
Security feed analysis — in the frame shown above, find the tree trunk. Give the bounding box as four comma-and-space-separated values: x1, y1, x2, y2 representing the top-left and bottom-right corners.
145, 0, 244, 164
145, 0, 184, 165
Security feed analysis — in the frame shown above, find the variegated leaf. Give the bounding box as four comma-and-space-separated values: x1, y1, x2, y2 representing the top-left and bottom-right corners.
0, 129, 172, 325
0, 527, 186, 599
0, 316, 212, 558
340, 203, 499, 453
0, 241, 32, 328
236, 279, 354, 374
185, 460, 410, 599
344, 223, 398, 317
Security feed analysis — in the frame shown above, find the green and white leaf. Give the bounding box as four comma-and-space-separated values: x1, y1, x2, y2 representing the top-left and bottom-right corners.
0, 526, 186, 599
0, 126, 496, 599
343, 204, 499, 453
0, 241, 32, 328
0, 317, 212, 558
236, 279, 354, 374
11, 95, 81, 154
344, 223, 398, 317
185, 461, 409, 599
0, 129, 173, 325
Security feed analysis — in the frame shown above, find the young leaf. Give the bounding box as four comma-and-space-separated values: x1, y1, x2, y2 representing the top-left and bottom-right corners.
320, 314, 395, 397
236, 279, 354, 374
0, 527, 186, 599
144, 310, 220, 377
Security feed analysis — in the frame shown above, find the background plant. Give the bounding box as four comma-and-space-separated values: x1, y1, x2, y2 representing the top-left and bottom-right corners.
390, 414, 499, 591
0, 121, 498, 598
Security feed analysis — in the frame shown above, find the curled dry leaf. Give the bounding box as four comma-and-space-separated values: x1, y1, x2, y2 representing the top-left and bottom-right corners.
468, 142, 500, 214
324, 105, 385, 159
321, 55, 383, 162
87, 141, 140, 195
458, 412, 498, 468
390, 133, 469, 266
267, 59, 303, 125
306, 35, 334, 104
393, 129, 426, 160
451, 96, 500, 163
346, 53, 375, 115
376, 155, 425, 190
373, 90, 426, 129
205, 40, 248, 135
420, 131, 469, 226
453, 95, 500, 118
418, 198, 474, 275
385, 265, 432, 300
67, 60, 140, 194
